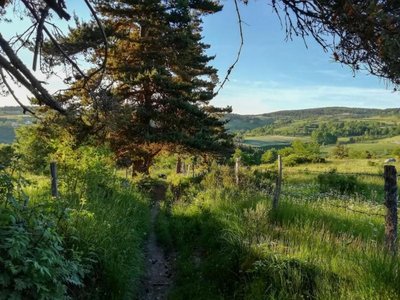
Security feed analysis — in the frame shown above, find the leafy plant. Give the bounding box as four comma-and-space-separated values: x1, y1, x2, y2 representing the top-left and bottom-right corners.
317, 170, 358, 194
0, 170, 87, 299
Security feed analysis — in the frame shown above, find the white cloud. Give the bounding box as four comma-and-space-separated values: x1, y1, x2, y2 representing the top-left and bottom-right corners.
213, 82, 400, 114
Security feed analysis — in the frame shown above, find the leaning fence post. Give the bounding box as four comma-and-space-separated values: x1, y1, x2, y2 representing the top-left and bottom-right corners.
273, 155, 282, 210
384, 165, 398, 255
235, 157, 241, 185
50, 162, 58, 198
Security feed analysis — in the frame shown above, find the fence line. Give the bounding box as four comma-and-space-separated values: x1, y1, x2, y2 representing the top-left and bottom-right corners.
284, 170, 384, 177
326, 203, 385, 218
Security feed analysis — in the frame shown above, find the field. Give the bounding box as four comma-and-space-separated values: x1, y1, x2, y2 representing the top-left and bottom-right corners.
244, 135, 310, 148
323, 135, 400, 157
243, 134, 400, 160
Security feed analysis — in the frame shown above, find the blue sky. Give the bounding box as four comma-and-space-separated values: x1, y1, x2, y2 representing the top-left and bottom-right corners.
201, 0, 399, 114
0, 0, 399, 114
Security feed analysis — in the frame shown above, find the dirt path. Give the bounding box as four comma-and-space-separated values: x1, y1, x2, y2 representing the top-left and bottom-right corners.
139, 184, 174, 300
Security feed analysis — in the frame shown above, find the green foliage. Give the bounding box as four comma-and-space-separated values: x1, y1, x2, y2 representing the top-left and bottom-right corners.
0, 171, 87, 299
278, 140, 324, 166
42, 144, 150, 298
284, 153, 325, 166
0, 141, 151, 299
348, 149, 377, 159
311, 126, 338, 145
317, 170, 359, 194
0, 143, 16, 168
14, 125, 56, 174
291, 140, 320, 156
261, 148, 277, 164
332, 143, 349, 159
232, 147, 262, 166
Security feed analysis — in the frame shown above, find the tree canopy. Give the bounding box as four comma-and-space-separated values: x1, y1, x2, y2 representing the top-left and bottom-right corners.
42, 0, 233, 173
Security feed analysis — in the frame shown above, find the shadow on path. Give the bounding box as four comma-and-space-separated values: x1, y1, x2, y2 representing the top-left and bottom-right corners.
139, 183, 175, 300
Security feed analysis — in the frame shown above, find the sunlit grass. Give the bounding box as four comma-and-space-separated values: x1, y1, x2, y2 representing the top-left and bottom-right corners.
24, 171, 150, 299
157, 165, 399, 299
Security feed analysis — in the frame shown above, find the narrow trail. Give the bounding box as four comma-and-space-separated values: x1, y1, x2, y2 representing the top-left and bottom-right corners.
139, 184, 175, 300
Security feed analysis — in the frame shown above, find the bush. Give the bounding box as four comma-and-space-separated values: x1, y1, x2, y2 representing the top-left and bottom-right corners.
241, 169, 276, 194
0, 171, 87, 299
283, 154, 307, 166
332, 144, 349, 159
202, 163, 236, 189
317, 171, 358, 194
261, 148, 277, 164
0, 144, 16, 168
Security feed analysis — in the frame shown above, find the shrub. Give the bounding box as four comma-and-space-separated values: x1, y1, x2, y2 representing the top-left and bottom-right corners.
317, 171, 358, 194
310, 155, 326, 163
332, 144, 349, 159
261, 148, 278, 164
284, 154, 306, 166
202, 163, 236, 189
0, 171, 87, 299
0, 144, 16, 168
239, 169, 277, 194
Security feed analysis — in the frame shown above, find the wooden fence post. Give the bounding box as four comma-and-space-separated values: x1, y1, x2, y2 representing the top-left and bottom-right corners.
235, 157, 240, 186
384, 165, 398, 255
176, 157, 182, 174
50, 162, 58, 198
273, 155, 282, 210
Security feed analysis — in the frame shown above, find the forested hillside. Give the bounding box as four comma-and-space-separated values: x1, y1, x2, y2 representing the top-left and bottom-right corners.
226, 107, 400, 132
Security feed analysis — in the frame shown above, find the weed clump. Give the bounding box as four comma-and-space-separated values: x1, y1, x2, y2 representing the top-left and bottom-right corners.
317, 170, 358, 194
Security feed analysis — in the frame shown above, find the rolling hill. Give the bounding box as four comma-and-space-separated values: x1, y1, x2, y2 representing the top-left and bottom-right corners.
225, 107, 400, 132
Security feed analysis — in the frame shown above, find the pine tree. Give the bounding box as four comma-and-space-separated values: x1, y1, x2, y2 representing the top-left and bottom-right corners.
48, 0, 232, 174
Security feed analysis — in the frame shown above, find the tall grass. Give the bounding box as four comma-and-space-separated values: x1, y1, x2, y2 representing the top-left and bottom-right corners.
156, 166, 399, 299
25, 146, 150, 299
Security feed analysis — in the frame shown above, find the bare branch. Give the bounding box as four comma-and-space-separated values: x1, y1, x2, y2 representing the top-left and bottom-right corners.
21, 0, 87, 79
214, 0, 244, 96
0, 33, 65, 113
33, 6, 49, 71
0, 67, 37, 116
